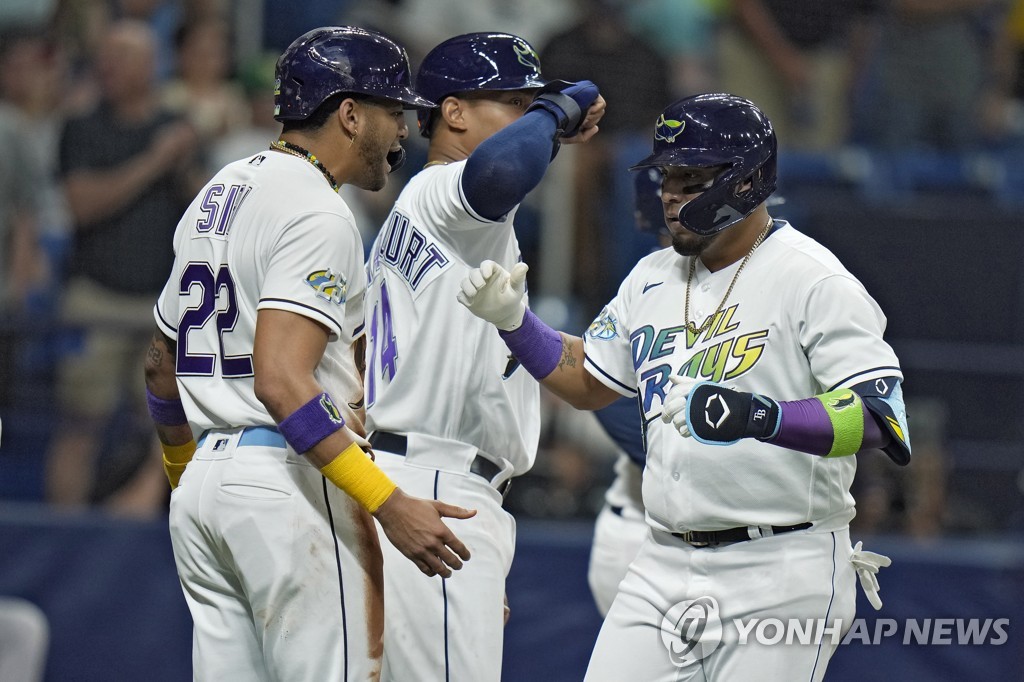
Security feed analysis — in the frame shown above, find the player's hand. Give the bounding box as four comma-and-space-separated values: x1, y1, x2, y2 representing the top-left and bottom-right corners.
528, 79, 600, 138
503, 592, 511, 626
850, 541, 891, 611
662, 377, 781, 445
562, 94, 606, 145
457, 260, 528, 331
374, 488, 476, 578
661, 374, 699, 438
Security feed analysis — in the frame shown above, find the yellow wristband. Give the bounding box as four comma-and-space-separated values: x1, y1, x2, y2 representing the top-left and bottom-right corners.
320, 442, 398, 513
161, 440, 196, 489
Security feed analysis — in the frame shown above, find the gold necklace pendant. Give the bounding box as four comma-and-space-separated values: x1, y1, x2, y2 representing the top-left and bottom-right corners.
684, 218, 773, 336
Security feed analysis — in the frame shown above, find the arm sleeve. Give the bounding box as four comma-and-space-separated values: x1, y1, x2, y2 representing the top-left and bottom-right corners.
460, 110, 560, 221
258, 211, 366, 341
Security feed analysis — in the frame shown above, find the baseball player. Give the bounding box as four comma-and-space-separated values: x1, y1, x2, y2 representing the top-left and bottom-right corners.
142, 27, 475, 681
458, 93, 911, 681
588, 168, 666, 616
362, 33, 605, 681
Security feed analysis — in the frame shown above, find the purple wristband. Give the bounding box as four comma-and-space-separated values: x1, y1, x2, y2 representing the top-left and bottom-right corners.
146, 387, 188, 426
278, 392, 346, 454
498, 308, 563, 380
771, 398, 834, 455
771, 399, 886, 455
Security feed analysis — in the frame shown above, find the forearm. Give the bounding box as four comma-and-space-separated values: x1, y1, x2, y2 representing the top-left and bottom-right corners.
498, 310, 618, 410
65, 154, 168, 228
144, 329, 196, 487
540, 334, 619, 410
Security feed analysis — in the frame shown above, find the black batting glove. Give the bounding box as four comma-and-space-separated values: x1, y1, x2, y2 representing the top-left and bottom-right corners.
662, 377, 781, 446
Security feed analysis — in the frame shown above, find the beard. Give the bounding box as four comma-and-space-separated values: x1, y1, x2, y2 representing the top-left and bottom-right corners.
670, 228, 716, 257
353, 125, 390, 192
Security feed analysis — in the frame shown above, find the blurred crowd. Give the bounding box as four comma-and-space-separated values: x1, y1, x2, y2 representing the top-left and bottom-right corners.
3, 0, 1024, 536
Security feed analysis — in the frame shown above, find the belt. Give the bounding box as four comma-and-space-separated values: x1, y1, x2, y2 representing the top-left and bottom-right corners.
197, 426, 286, 449
672, 522, 812, 548
369, 431, 511, 497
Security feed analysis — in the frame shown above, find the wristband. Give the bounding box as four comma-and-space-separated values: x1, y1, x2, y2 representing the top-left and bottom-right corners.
162, 440, 196, 489
320, 442, 397, 513
279, 392, 346, 453
498, 309, 563, 380
146, 387, 188, 426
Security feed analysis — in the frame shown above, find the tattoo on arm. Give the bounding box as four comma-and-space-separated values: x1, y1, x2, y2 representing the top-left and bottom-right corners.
557, 336, 577, 372
147, 342, 163, 368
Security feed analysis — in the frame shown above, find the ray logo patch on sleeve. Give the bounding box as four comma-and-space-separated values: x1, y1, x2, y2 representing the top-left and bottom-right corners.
586, 307, 619, 341
305, 268, 347, 305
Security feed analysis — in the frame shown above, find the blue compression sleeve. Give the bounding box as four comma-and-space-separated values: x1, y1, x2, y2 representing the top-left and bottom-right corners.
461, 110, 559, 221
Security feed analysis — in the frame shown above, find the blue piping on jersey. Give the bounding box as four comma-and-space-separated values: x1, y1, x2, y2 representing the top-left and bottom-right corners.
321, 477, 350, 681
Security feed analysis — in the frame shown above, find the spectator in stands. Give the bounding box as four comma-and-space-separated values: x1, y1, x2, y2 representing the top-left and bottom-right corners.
623, 0, 725, 97
45, 19, 198, 515
0, 30, 52, 407
540, 0, 672, 310
719, 0, 882, 151
859, 0, 1010, 150
161, 16, 247, 145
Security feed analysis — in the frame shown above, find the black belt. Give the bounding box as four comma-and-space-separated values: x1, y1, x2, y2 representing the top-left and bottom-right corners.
672, 522, 812, 548
369, 431, 510, 497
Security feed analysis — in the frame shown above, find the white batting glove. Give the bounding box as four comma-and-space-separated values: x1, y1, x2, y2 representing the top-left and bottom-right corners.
850, 541, 892, 610
661, 374, 700, 438
457, 260, 528, 331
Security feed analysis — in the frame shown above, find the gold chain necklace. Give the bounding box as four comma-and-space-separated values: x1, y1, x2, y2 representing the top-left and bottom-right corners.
684, 218, 773, 336
269, 140, 339, 191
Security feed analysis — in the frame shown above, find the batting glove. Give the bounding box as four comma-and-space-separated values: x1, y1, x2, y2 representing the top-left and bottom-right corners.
528, 80, 599, 138
850, 541, 892, 610
661, 376, 781, 446
457, 260, 528, 331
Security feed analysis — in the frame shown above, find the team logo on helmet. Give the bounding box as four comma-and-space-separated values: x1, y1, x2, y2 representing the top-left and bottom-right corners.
654, 115, 686, 143
513, 41, 541, 70
319, 393, 344, 424
586, 308, 619, 341
305, 268, 348, 305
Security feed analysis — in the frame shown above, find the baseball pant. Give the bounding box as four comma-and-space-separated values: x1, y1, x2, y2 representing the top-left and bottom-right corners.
585, 527, 857, 682
169, 429, 384, 681
374, 450, 515, 682
588, 502, 649, 617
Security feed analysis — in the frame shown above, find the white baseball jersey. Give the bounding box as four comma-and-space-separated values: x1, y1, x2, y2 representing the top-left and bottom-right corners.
154, 151, 367, 436
364, 161, 540, 473
583, 220, 903, 534
155, 151, 381, 680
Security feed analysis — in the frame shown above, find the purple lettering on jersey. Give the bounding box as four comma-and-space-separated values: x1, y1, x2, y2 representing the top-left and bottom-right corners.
196, 185, 225, 233
177, 262, 252, 377
398, 229, 426, 281
409, 244, 449, 289
178, 263, 218, 375
379, 280, 398, 380
216, 267, 253, 377
381, 211, 409, 265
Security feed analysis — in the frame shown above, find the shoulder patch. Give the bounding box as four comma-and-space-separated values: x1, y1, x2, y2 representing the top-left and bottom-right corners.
305, 268, 347, 305
586, 307, 619, 341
